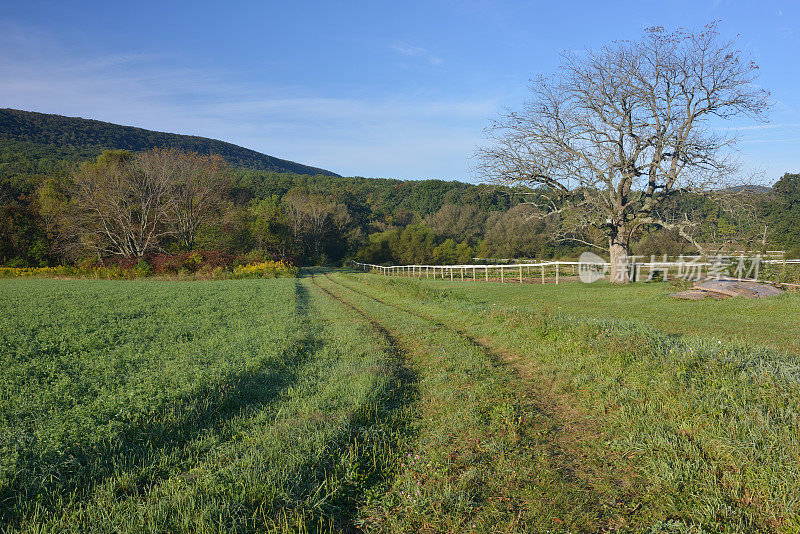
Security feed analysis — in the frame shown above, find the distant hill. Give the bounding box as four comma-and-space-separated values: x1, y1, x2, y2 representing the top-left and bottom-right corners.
0, 109, 339, 176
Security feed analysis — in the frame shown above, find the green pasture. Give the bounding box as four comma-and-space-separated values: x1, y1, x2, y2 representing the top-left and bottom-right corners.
2, 273, 799, 532
399, 276, 800, 354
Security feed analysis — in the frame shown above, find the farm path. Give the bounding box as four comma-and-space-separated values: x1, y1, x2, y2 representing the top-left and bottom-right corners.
321, 271, 602, 456
310, 270, 646, 531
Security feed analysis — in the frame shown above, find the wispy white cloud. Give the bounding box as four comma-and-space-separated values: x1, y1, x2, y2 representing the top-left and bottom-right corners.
722, 122, 800, 131
390, 43, 444, 66
0, 23, 496, 179
742, 136, 800, 144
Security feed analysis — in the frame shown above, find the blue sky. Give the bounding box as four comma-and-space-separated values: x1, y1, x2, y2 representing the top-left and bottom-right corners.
1, 0, 798, 182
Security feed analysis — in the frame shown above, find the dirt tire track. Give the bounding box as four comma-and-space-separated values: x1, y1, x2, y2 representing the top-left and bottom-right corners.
327, 271, 773, 532
309, 272, 409, 365
317, 271, 630, 531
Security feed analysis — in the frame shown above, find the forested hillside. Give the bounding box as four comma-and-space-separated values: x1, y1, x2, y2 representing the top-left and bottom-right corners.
1, 110, 798, 268
0, 109, 339, 176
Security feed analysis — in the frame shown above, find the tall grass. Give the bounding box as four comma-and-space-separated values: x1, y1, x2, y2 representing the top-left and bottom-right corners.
314, 273, 620, 532
5, 271, 799, 531
0, 278, 407, 532
340, 272, 800, 531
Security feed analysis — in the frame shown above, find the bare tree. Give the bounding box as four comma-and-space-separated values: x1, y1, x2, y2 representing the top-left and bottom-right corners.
67, 150, 175, 258
159, 148, 229, 251
283, 189, 338, 258
475, 23, 770, 282
48, 148, 230, 260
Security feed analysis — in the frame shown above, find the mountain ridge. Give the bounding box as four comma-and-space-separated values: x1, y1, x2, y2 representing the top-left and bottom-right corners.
0, 108, 339, 176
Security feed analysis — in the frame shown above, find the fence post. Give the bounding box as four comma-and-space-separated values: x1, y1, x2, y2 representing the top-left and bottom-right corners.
519, 265, 523, 283
556, 264, 559, 285
450, 268, 454, 281
501, 266, 504, 283
485, 265, 489, 282
541, 265, 545, 284
473, 266, 476, 281
461, 267, 464, 281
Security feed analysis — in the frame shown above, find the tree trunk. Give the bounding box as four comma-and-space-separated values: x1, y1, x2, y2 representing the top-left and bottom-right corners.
608, 227, 630, 284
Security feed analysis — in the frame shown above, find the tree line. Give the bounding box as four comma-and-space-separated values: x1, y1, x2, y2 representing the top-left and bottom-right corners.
1, 145, 798, 269
4, 25, 798, 273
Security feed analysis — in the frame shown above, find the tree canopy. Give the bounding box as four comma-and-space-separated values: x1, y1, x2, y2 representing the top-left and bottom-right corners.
476, 23, 771, 282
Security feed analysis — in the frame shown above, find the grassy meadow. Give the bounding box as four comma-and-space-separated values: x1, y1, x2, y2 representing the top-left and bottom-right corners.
405, 276, 800, 354
2, 272, 800, 532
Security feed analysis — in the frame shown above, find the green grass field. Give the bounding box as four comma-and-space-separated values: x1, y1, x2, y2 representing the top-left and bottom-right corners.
419, 277, 800, 354
2, 273, 800, 532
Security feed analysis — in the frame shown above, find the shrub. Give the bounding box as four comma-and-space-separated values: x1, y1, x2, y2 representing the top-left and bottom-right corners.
231, 260, 297, 279
0, 264, 129, 279
0, 251, 298, 280
150, 250, 238, 274
4, 258, 30, 268
132, 259, 154, 278
77, 257, 101, 271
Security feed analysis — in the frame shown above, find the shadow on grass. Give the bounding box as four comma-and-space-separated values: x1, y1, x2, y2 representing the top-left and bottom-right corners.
0, 280, 320, 528
295, 270, 419, 532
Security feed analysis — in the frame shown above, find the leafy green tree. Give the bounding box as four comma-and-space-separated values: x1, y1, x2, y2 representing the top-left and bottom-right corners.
249, 196, 295, 259
396, 224, 436, 264
356, 229, 398, 264
479, 205, 549, 259
767, 173, 800, 249
433, 239, 475, 264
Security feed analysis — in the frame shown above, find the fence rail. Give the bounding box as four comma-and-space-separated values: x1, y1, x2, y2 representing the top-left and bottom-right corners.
351, 259, 720, 284
352, 256, 800, 287
764, 259, 800, 264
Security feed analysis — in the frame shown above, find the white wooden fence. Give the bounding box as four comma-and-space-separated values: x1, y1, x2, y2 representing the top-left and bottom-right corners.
353, 260, 580, 284
352, 255, 800, 285
764, 259, 800, 265
350, 259, 722, 284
